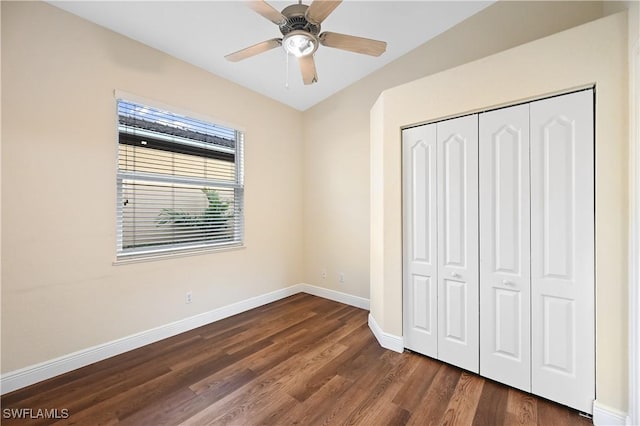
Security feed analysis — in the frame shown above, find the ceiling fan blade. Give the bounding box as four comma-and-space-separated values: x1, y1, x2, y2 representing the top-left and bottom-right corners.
319, 32, 387, 57
248, 1, 287, 25
225, 38, 282, 62
298, 55, 318, 85
305, 0, 342, 25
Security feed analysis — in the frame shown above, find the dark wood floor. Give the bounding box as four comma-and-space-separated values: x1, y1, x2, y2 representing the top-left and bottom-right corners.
1, 293, 592, 425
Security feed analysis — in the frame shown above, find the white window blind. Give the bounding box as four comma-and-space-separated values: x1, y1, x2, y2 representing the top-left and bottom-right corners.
116, 99, 244, 259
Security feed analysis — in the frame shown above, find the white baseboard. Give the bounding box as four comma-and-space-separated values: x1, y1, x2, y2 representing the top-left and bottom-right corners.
593, 401, 628, 426
368, 313, 404, 353
298, 283, 370, 310
0, 283, 371, 395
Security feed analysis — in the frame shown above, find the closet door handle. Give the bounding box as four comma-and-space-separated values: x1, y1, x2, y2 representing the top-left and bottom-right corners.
451, 272, 461, 278
502, 279, 515, 286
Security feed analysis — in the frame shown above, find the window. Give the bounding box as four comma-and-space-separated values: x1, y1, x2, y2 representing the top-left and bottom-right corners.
116, 99, 244, 259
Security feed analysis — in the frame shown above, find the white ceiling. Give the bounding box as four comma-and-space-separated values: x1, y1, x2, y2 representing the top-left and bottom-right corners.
48, 1, 494, 111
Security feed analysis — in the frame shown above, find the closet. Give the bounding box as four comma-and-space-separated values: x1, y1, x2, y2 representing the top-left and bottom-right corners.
402, 89, 594, 414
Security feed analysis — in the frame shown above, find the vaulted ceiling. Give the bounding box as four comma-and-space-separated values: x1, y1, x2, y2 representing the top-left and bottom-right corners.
48, 1, 494, 111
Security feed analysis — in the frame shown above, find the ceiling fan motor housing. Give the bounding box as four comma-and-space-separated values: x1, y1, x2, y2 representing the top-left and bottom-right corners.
279, 4, 320, 36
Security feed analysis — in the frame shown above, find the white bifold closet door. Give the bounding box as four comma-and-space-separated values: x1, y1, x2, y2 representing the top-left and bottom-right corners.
402, 90, 593, 413
529, 90, 594, 413
403, 123, 438, 358
402, 115, 479, 373
479, 104, 531, 392
436, 115, 479, 374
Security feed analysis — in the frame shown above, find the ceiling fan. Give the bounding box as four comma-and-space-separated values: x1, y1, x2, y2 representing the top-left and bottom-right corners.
225, 0, 387, 85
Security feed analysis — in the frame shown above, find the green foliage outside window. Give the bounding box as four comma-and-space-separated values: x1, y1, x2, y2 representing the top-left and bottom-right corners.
157, 188, 232, 241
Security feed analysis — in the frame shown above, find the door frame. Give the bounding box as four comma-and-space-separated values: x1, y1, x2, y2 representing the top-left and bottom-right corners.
628, 10, 640, 425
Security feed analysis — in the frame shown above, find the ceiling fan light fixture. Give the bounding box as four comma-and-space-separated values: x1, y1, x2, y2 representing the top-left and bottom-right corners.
283, 31, 317, 58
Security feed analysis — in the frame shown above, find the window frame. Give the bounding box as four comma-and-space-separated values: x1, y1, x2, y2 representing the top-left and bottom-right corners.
115, 95, 245, 262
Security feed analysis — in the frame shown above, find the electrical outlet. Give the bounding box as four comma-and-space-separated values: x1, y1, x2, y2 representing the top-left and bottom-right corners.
321, 269, 327, 279
185, 291, 193, 304
339, 273, 345, 283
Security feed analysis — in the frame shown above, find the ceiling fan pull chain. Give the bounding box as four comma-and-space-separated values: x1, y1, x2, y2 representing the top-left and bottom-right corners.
285, 50, 290, 89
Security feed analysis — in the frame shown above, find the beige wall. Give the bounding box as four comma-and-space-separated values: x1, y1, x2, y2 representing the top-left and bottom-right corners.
302, 1, 605, 299
1, 1, 304, 372
370, 12, 628, 414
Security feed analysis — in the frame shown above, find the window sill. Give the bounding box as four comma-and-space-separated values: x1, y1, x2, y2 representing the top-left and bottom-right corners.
113, 244, 245, 265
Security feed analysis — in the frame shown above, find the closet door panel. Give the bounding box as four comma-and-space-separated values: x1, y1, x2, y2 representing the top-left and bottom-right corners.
479, 104, 531, 391
403, 124, 438, 357
530, 90, 594, 414
437, 115, 479, 373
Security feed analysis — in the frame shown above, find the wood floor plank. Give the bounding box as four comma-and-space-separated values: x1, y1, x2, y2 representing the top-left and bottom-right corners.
342, 353, 417, 426
392, 352, 441, 412
537, 395, 593, 426
1, 294, 593, 426
296, 348, 393, 424
178, 336, 350, 424
406, 363, 462, 425
472, 378, 509, 426
506, 388, 539, 426
273, 374, 355, 425
301, 373, 382, 425
190, 368, 259, 406
117, 387, 200, 426
440, 371, 485, 426
286, 322, 373, 402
